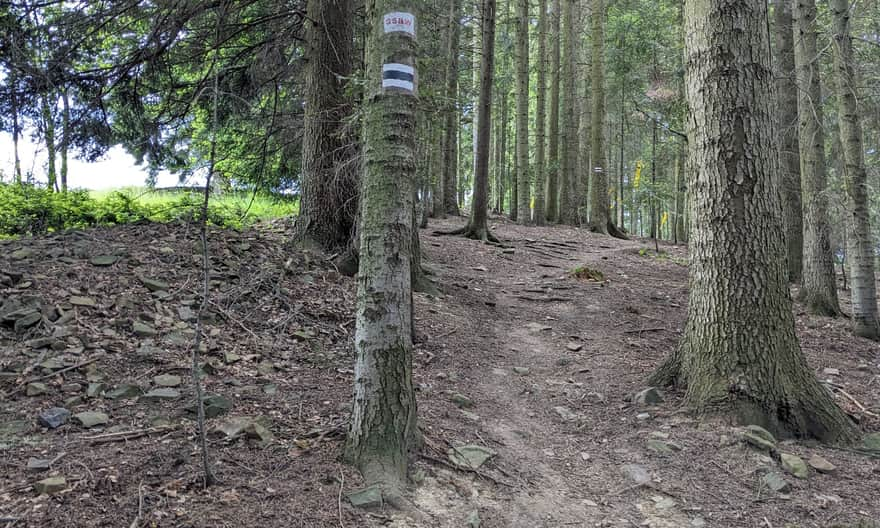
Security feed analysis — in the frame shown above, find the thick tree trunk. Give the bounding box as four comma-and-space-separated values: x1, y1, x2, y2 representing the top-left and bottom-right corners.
533, 0, 548, 226
545, 0, 561, 222
299, 0, 356, 251
774, 0, 803, 283
514, 0, 530, 223
345, 0, 419, 494
497, 89, 508, 214
462, 0, 497, 241
830, 0, 880, 339
651, 0, 857, 444
793, 0, 840, 316
577, 1, 592, 225
558, 0, 577, 225
441, 0, 462, 216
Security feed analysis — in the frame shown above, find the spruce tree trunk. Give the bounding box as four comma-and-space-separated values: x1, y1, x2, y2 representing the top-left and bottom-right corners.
774, 0, 803, 283
10, 58, 22, 184
588, 0, 616, 236
345, 0, 419, 493
577, 1, 592, 225
300, 0, 356, 250
60, 88, 69, 193
545, 0, 561, 222
558, 0, 577, 225
441, 0, 462, 216
651, 0, 857, 444
498, 89, 508, 214
514, 0, 530, 223
464, 0, 497, 241
533, 0, 548, 226
793, 0, 840, 316
830, 0, 880, 339
41, 94, 57, 192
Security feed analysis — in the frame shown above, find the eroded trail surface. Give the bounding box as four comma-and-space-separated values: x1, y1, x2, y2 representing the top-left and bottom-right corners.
401, 218, 879, 528
0, 218, 877, 528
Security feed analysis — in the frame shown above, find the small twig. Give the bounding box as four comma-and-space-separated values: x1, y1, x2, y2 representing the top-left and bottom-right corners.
833, 387, 879, 418
763, 516, 773, 528
81, 426, 176, 444
622, 327, 667, 334
128, 481, 144, 528
1, 358, 99, 398
435, 328, 457, 340
337, 467, 346, 528
419, 453, 515, 488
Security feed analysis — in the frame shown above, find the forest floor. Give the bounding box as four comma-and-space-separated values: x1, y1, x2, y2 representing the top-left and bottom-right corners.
0, 215, 878, 527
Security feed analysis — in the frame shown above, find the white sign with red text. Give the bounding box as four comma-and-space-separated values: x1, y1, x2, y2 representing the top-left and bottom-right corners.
383, 12, 415, 37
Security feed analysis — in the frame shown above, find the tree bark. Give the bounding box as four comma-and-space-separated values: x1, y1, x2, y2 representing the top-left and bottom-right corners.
793, 0, 840, 316
441, 0, 462, 216
60, 88, 69, 192
299, 0, 357, 251
830, 0, 880, 339
533, 0, 548, 226
558, 0, 577, 225
345, 0, 419, 494
545, 0, 561, 222
577, 1, 592, 225
650, 0, 857, 444
774, 0, 803, 283
514, 0, 530, 223
41, 94, 57, 192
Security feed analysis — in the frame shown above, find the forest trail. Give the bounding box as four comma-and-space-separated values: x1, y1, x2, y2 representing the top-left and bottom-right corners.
0, 219, 878, 528
398, 217, 880, 528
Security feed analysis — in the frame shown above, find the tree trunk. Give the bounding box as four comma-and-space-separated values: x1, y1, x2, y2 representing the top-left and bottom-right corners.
514, 0, 530, 223
587, 0, 623, 238
497, 89, 508, 214
577, 1, 592, 225
650, 0, 857, 444
441, 0, 462, 216
463, 0, 497, 241
533, 0, 548, 226
558, 0, 576, 225
774, 0, 803, 283
300, 0, 356, 251
545, 0, 561, 222
11, 58, 22, 184
793, 0, 840, 316
345, 0, 419, 494
60, 88, 69, 192
830, 0, 880, 339
41, 94, 57, 192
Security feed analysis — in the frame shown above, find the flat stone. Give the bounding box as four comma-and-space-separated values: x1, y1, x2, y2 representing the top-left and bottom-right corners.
14, 312, 42, 332
647, 440, 682, 454
86, 383, 106, 398
525, 322, 553, 332
347, 485, 383, 508
69, 296, 97, 308
132, 321, 157, 337
224, 352, 241, 364
780, 453, 809, 479
106, 384, 142, 400
153, 374, 182, 387
448, 445, 496, 469
636, 412, 652, 421
27, 458, 52, 472
139, 277, 169, 292
177, 306, 196, 322
90, 255, 119, 267
822, 368, 840, 376
11, 249, 35, 260
466, 510, 481, 528
621, 464, 651, 485
553, 406, 579, 422
140, 388, 181, 402
761, 472, 791, 493
37, 408, 70, 429
73, 411, 109, 428
512, 367, 530, 376
634, 387, 664, 406
566, 342, 583, 352
26, 382, 50, 396
34, 476, 67, 495
864, 432, 880, 452
807, 454, 836, 474
190, 394, 233, 418
450, 393, 474, 408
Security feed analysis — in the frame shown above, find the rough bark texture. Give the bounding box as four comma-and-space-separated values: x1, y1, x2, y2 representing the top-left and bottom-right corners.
514, 0, 531, 223
650, 0, 858, 444
345, 0, 419, 493
559, 0, 577, 225
299, 0, 357, 251
830, 0, 880, 340
60, 88, 69, 192
793, 0, 840, 316
533, 0, 548, 226
774, 0, 803, 283
577, 2, 592, 225
41, 94, 57, 192
545, 0, 561, 222
588, 0, 621, 237
441, 0, 462, 216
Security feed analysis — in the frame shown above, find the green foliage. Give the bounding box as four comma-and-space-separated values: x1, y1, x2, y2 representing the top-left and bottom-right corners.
570, 265, 605, 282
0, 184, 297, 237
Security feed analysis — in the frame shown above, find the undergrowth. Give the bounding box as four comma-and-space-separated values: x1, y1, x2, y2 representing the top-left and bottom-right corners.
0, 183, 297, 237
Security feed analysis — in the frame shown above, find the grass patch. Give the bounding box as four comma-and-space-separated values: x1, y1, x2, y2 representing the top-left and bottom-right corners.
0, 183, 297, 237
570, 265, 605, 282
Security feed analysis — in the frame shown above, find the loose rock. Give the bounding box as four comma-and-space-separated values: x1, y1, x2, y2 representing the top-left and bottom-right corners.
347, 485, 383, 508
780, 453, 809, 479
553, 406, 579, 422
450, 393, 474, 408
761, 472, 791, 493
73, 411, 109, 428
140, 388, 181, 402
37, 408, 71, 430
634, 387, 664, 406
139, 277, 170, 292
621, 464, 651, 485
807, 454, 836, 474
34, 476, 67, 495
448, 445, 496, 470
153, 374, 182, 387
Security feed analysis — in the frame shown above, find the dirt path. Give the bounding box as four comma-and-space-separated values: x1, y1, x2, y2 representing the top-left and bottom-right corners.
403, 217, 880, 528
